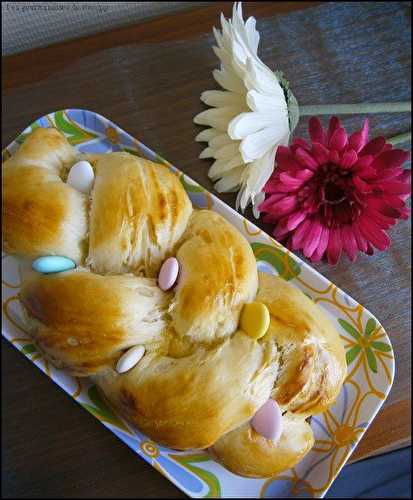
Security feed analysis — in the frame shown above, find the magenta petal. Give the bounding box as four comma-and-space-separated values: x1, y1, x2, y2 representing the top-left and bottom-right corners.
382, 195, 406, 209
327, 227, 343, 265
276, 145, 291, 158
340, 149, 358, 168
292, 137, 311, 151
276, 154, 302, 172
353, 175, 372, 193
379, 180, 411, 195
312, 142, 330, 165
269, 195, 297, 216
294, 147, 318, 170
365, 208, 395, 229
348, 131, 363, 153
263, 179, 282, 193
327, 117, 341, 141
273, 220, 291, 240
371, 149, 410, 171
368, 197, 402, 218
354, 155, 374, 170
259, 193, 285, 211
296, 169, 315, 181
359, 136, 386, 156
348, 119, 369, 152
287, 211, 307, 230
360, 119, 369, 146
352, 222, 368, 253
358, 216, 390, 251
329, 128, 348, 151
310, 225, 329, 262
279, 172, 306, 189
341, 225, 358, 262
377, 167, 404, 181
329, 149, 340, 164
309, 117, 326, 145
399, 169, 412, 184
303, 220, 323, 258
291, 219, 312, 250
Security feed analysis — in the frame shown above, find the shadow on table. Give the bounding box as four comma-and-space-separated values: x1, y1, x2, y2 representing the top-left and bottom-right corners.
326, 447, 411, 498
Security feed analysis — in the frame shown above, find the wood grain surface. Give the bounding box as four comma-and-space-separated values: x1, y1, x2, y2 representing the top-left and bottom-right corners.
2, 2, 411, 498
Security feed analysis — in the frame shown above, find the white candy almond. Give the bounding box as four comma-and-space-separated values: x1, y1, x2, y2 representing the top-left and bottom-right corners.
116, 345, 146, 374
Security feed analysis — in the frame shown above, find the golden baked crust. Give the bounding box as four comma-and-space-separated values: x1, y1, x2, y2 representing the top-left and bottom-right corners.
20, 270, 170, 376
87, 153, 192, 276
2, 128, 87, 262
257, 272, 347, 416
172, 210, 258, 343
3, 127, 346, 478
94, 331, 278, 449
211, 414, 314, 478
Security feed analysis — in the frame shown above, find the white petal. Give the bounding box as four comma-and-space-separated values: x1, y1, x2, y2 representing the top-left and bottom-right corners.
252, 191, 266, 218
228, 112, 276, 140
213, 142, 240, 160
246, 89, 287, 113
194, 107, 240, 132
195, 128, 221, 143
208, 153, 243, 180
209, 133, 233, 149
213, 45, 233, 71
245, 16, 259, 55
201, 90, 245, 108
213, 68, 245, 94
213, 26, 223, 47
240, 126, 282, 163
244, 58, 284, 98
214, 166, 244, 193
244, 149, 276, 197
199, 147, 214, 159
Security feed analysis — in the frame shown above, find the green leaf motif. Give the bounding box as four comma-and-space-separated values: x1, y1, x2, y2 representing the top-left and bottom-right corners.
346, 345, 361, 366
81, 385, 131, 434
251, 243, 301, 281
154, 153, 173, 167
180, 175, 206, 193
169, 454, 221, 498
54, 110, 98, 145
371, 341, 392, 353
366, 347, 378, 373
365, 318, 377, 337
21, 344, 37, 355
122, 147, 140, 156
338, 318, 362, 341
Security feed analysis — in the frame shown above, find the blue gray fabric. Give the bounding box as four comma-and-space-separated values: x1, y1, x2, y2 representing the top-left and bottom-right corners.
326, 447, 412, 498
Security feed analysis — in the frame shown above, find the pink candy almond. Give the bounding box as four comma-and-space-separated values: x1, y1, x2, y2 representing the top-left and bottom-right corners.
251, 399, 283, 442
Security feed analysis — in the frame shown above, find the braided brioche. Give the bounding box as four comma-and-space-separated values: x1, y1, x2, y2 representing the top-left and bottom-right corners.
2, 127, 346, 478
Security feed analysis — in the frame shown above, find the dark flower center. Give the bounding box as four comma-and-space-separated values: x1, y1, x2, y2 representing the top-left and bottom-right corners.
324, 182, 347, 205
301, 163, 360, 228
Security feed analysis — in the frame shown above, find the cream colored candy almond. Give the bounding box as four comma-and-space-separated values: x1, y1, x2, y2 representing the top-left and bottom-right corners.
116, 345, 145, 374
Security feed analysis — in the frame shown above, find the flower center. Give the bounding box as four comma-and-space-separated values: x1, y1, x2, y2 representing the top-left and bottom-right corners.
324, 182, 347, 205
334, 424, 358, 447
301, 163, 359, 228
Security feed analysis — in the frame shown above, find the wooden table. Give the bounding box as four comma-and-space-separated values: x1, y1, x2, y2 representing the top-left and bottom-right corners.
2, 2, 411, 498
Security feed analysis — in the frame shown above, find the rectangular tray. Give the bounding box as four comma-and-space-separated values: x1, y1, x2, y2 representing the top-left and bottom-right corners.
2, 109, 394, 498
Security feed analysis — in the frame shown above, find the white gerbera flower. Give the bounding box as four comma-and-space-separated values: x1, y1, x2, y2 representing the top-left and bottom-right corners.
194, 2, 296, 215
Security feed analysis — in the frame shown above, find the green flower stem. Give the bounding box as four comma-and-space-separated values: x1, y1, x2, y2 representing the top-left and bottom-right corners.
387, 131, 412, 145
299, 102, 411, 115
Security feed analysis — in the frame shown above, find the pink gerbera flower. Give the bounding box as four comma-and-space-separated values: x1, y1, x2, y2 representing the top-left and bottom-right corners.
259, 117, 411, 264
